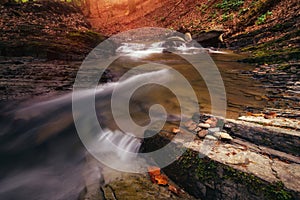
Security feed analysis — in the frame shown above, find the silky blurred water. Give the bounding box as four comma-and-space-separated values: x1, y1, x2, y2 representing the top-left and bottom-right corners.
0, 40, 266, 199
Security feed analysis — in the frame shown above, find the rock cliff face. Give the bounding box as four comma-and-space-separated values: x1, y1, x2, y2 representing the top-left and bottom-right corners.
0, 1, 105, 60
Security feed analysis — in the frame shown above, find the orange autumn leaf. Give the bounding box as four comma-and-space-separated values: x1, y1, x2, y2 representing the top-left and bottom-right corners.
264, 112, 277, 119
168, 184, 180, 195
246, 112, 252, 116
172, 127, 180, 134
149, 175, 156, 184
147, 166, 168, 185
246, 112, 265, 117
155, 174, 168, 185
147, 166, 161, 176
252, 113, 265, 117
148, 166, 161, 184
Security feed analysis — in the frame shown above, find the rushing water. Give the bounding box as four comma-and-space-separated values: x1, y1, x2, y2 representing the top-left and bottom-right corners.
0, 39, 267, 199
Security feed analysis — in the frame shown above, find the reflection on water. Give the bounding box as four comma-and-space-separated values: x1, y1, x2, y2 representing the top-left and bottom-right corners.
0, 40, 266, 199
110, 47, 266, 118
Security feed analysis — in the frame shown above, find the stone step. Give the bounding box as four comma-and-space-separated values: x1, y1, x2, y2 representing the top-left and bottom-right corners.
141, 114, 300, 200
224, 116, 300, 156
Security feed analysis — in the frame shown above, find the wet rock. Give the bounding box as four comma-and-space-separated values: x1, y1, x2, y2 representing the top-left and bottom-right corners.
205, 117, 218, 128
197, 130, 208, 138
184, 32, 192, 42
198, 123, 210, 129
238, 115, 300, 130
188, 123, 197, 131
101, 174, 196, 200
225, 154, 250, 165
225, 118, 300, 156
214, 132, 233, 140
194, 127, 202, 133
205, 135, 218, 140
143, 113, 300, 200
208, 127, 220, 133
192, 29, 224, 47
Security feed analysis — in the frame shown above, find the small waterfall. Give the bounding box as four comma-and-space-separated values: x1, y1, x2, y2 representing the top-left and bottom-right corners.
0, 69, 171, 200
116, 39, 228, 58
116, 42, 164, 58
96, 129, 141, 161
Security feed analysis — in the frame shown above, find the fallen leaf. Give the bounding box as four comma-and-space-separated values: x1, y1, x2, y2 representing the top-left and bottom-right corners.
148, 166, 168, 185
172, 127, 180, 134
155, 174, 168, 185
246, 112, 253, 116
264, 112, 277, 119
147, 166, 161, 176
252, 113, 265, 117
168, 184, 179, 195
246, 112, 265, 117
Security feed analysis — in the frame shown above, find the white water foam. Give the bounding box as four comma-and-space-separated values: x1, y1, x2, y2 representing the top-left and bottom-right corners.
116, 40, 228, 58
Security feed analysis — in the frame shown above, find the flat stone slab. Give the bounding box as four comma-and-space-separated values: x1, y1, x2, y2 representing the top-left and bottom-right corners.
142, 113, 300, 199
183, 138, 300, 192
237, 115, 300, 130
224, 117, 300, 156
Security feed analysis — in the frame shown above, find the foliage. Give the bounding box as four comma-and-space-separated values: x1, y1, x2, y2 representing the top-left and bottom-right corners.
256, 11, 272, 25
221, 12, 234, 21
238, 7, 249, 16
196, 4, 208, 14
264, 182, 293, 200
215, 0, 244, 12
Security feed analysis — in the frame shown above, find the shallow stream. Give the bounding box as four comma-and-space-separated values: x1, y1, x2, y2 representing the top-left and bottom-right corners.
0, 38, 267, 199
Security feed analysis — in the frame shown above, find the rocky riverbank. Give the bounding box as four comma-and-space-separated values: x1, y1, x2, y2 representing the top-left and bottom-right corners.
0, 1, 110, 101
141, 113, 300, 200
246, 63, 300, 118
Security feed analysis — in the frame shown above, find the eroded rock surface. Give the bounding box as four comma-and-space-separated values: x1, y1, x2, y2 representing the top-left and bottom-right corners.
142, 114, 300, 200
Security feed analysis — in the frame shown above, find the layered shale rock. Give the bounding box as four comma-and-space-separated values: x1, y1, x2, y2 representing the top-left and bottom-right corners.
142, 114, 300, 200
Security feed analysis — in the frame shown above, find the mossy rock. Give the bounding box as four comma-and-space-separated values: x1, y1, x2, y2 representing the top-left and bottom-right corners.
238, 0, 280, 28
67, 30, 106, 46
161, 148, 297, 200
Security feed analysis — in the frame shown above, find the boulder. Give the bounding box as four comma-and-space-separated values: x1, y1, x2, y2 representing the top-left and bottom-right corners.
192, 30, 224, 47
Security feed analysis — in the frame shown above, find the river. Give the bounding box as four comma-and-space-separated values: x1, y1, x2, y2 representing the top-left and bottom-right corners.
0, 35, 267, 199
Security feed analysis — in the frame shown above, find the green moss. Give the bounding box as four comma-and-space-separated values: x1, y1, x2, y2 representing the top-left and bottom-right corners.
239, 0, 279, 27
67, 30, 105, 45
256, 11, 272, 25
264, 182, 293, 200
166, 148, 295, 199
223, 165, 263, 192
196, 158, 218, 181
215, 0, 244, 12
223, 166, 293, 200
178, 150, 218, 182
277, 64, 291, 71
240, 27, 300, 64
241, 49, 300, 64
